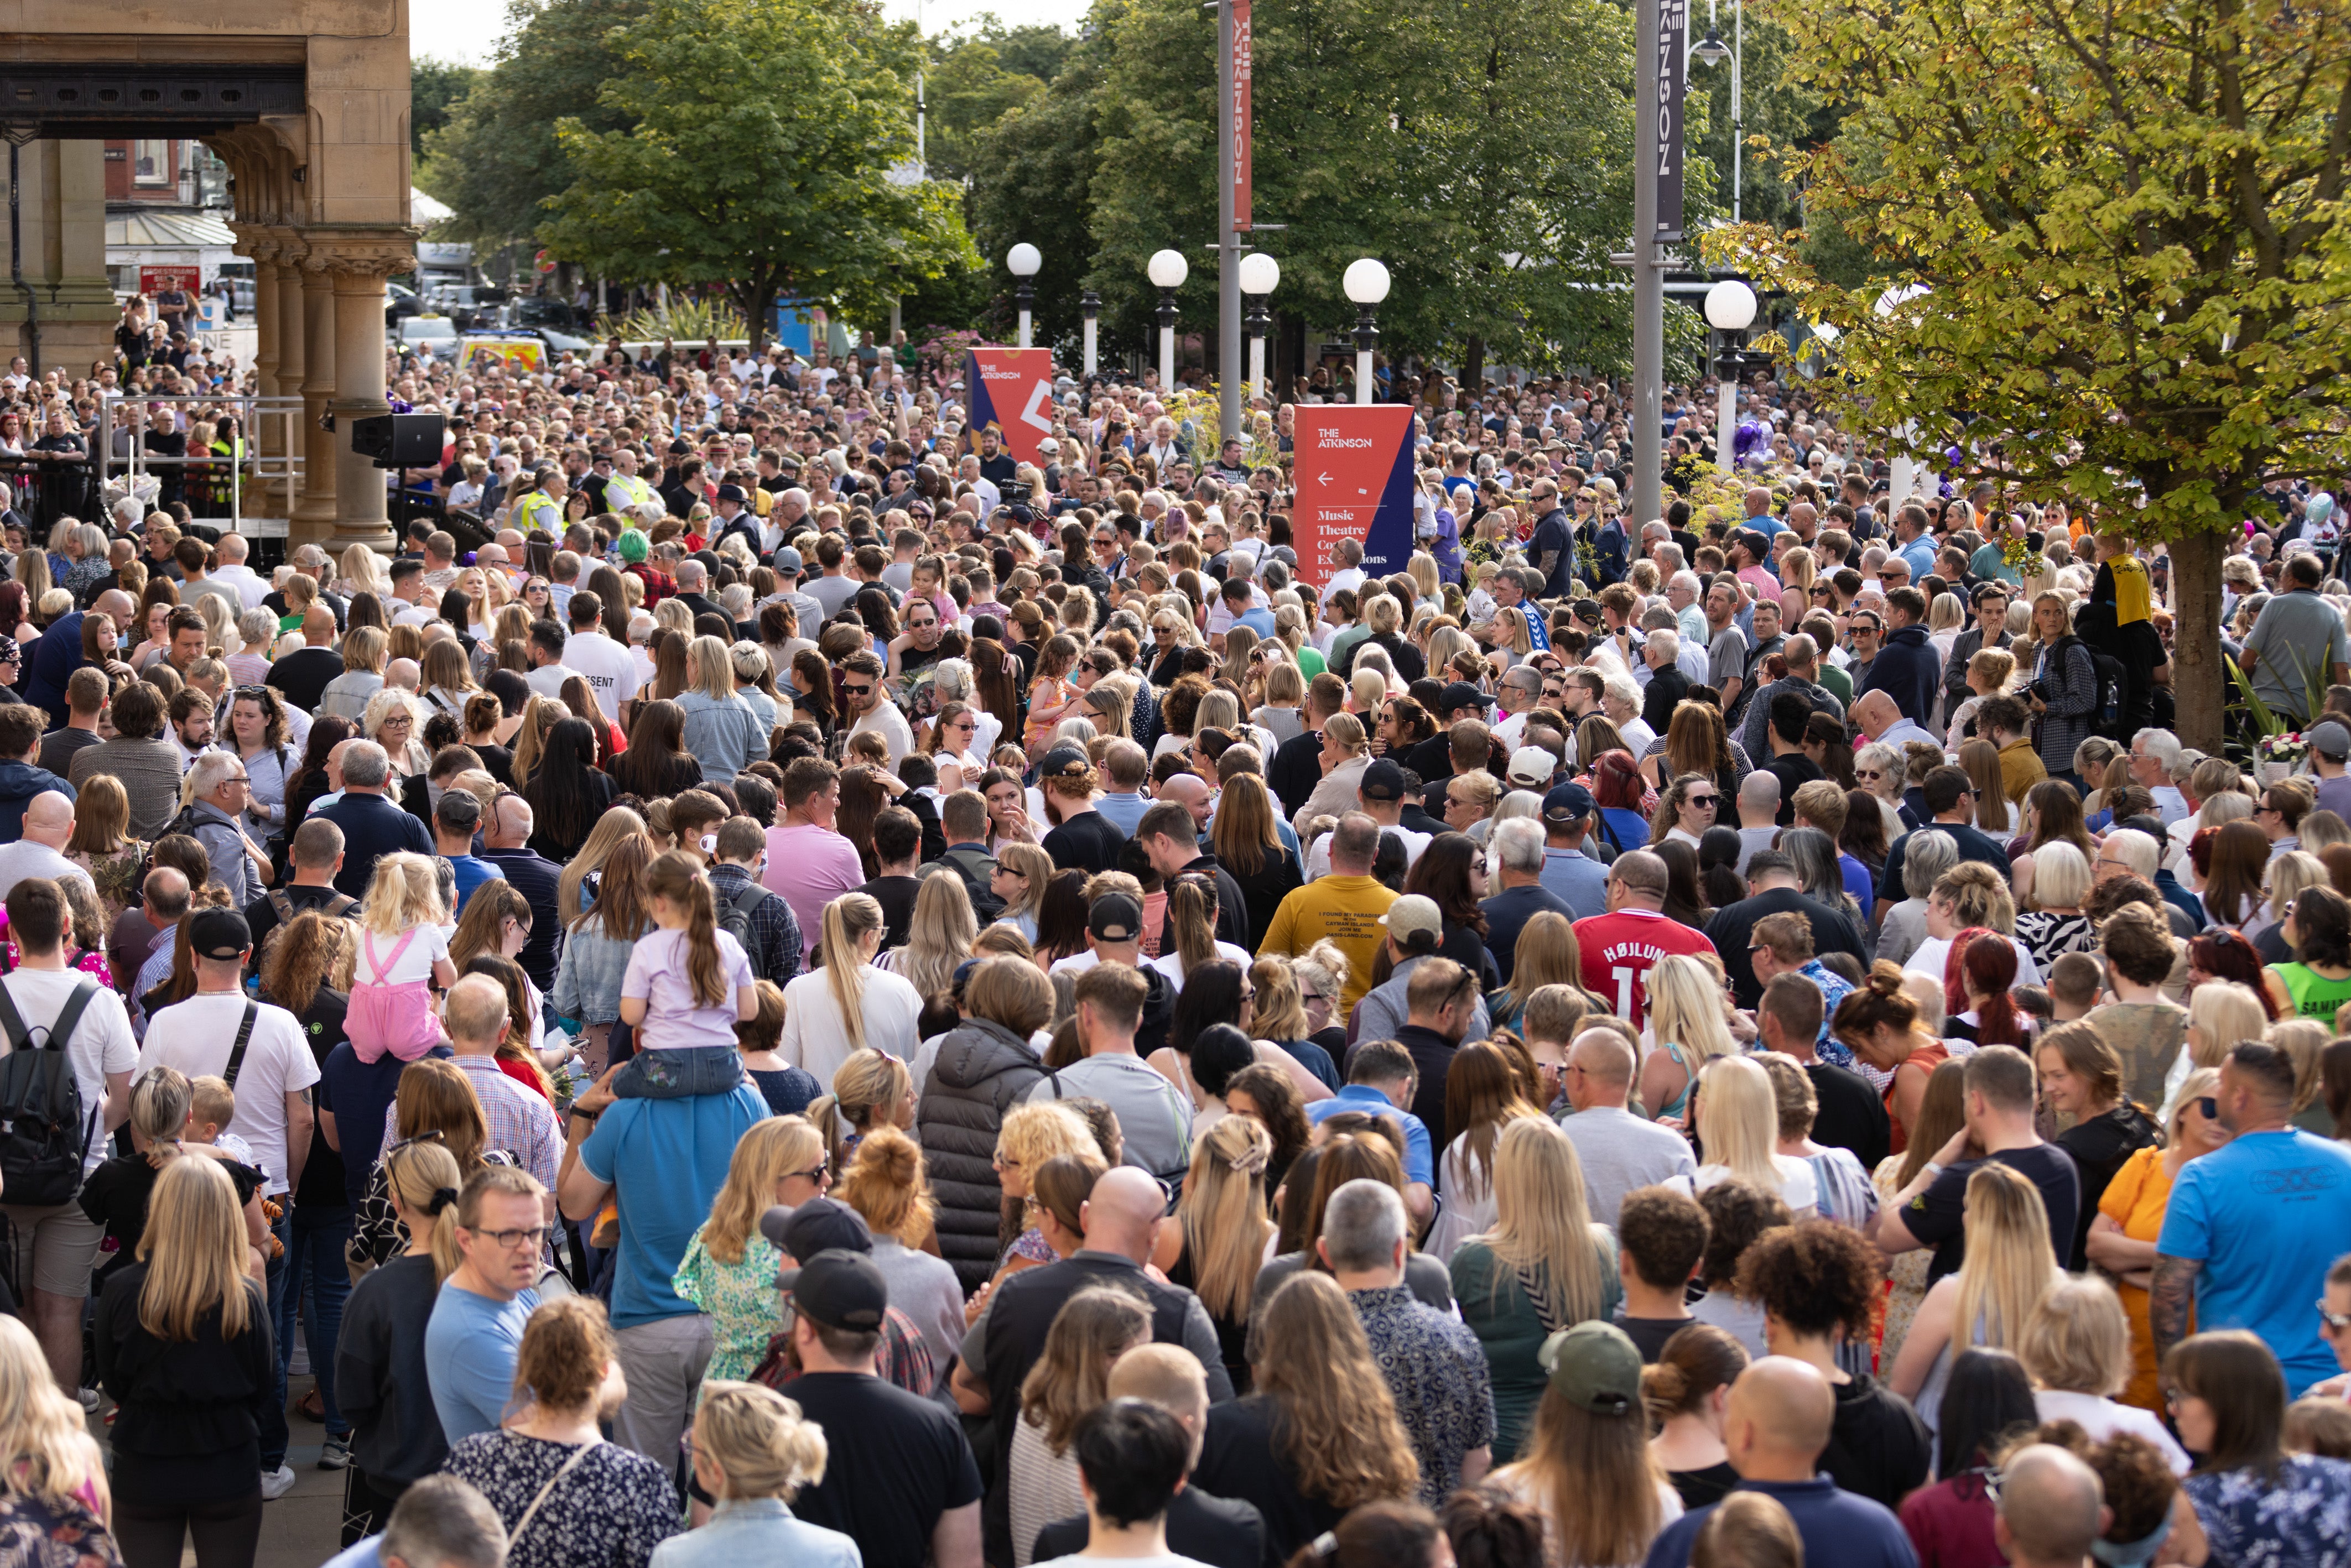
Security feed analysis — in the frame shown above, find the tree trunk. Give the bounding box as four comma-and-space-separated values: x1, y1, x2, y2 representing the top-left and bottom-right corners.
1463, 335, 1486, 394
2169, 528, 2228, 754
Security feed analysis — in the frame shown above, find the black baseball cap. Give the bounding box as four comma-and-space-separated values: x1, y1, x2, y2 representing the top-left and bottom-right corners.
1438, 680, 1490, 714
1089, 893, 1144, 943
779, 1249, 888, 1332
1570, 599, 1605, 626
761, 1196, 872, 1275
1038, 747, 1093, 782
189, 908, 252, 961
1359, 759, 1409, 803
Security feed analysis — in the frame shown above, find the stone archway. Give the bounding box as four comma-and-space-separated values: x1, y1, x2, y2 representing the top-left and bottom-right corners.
0, 6, 414, 546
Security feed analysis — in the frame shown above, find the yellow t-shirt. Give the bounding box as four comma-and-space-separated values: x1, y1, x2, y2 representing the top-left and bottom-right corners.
2108, 554, 2153, 626
1256, 875, 1400, 1014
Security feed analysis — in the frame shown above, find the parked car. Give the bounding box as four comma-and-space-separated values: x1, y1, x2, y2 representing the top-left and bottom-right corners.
386, 280, 423, 327
426, 284, 504, 331
397, 315, 461, 355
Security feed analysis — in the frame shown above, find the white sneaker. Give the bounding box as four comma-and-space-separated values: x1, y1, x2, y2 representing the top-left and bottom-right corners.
259, 1465, 297, 1501
76, 1388, 98, 1415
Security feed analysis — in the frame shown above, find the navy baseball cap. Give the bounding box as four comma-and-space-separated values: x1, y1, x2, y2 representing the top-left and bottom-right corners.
1543, 782, 1595, 822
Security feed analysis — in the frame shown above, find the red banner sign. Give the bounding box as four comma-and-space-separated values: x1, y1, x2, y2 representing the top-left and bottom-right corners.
139, 265, 199, 298
1232, 0, 1253, 230
963, 347, 1058, 470
1295, 407, 1417, 591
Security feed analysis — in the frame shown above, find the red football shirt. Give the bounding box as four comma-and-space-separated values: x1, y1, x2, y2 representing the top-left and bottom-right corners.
1572, 908, 1718, 1029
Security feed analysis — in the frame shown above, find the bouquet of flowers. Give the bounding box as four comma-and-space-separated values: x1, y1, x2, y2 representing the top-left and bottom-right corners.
2260, 731, 2311, 771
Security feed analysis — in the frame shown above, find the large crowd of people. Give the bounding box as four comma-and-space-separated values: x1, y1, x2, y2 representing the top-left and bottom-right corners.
0, 320, 2344, 1568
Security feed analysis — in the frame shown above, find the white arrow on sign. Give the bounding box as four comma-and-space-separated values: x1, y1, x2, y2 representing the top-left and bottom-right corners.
1020, 381, 1055, 434
1318, 470, 1333, 485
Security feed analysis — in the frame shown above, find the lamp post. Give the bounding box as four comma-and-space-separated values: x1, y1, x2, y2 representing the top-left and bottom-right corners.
1080, 289, 1100, 376
1147, 249, 1188, 391
1007, 243, 1041, 348
1703, 278, 1757, 473
1343, 258, 1388, 407
1239, 251, 1279, 403
1875, 283, 1930, 500
1689, 0, 1742, 222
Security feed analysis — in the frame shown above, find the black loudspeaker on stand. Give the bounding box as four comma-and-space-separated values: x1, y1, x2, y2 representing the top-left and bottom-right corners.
352, 413, 449, 543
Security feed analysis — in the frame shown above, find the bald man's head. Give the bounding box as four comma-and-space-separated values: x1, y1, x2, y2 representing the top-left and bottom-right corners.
1081, 1166, 1171, 1264
1567, 1029, 1636, 1109
22, 791, 74, 848
1109, 1343, 1209, 1466
1724, 1357, 1836, 1481
1852, 691, 1899, 737
91, 589, 136, 630
1996, 1445, 2106, 1568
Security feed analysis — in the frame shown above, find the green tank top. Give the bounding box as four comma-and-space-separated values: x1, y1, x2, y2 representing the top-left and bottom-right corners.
2272, 962, 2351, 1025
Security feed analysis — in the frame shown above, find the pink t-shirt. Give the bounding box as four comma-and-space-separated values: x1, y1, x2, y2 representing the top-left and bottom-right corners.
621, 927, 755, 1052
761, 822, 868, 957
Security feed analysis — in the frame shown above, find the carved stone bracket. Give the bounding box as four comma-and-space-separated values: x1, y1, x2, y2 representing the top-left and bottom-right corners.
296, 226, 420, 279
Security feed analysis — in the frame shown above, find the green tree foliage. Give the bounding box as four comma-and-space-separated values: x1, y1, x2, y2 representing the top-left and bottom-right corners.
962, 28, 1110, 350
408, 59, 481, 163
419, 0, 644, 246
538, 0, 977, 354
924, 18, 1074, 187
1725, 0, 2351, 749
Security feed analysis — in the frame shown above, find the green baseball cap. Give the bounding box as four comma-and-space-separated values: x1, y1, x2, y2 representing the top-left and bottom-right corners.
1537, 1321, 1643, 1416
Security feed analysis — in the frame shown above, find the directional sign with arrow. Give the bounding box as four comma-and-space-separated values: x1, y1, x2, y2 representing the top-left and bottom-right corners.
1295, 407, 1417, 591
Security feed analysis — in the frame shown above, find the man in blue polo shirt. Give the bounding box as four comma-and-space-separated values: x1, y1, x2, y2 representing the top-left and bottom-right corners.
1308, 1038, 1433, 1226
1642, 1358, 1917, 1568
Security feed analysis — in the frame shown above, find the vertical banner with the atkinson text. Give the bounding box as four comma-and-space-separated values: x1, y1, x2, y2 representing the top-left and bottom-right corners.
1296, 406, 1417, 591
963, 348, 1058, 470
1655, 0, 1687, 239
1232, 0, 1253, 229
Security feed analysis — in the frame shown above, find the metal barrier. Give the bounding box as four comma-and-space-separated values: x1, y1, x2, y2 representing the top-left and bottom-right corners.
95, 391, 308, 540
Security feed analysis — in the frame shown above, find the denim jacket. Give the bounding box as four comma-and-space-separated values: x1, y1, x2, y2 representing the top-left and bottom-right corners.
677, 690, 766, 785
550, 915, 635, 1025
647, 1498, 861, 1568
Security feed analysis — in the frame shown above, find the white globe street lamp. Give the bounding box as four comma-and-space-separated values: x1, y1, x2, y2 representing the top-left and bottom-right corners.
1147, 248, 1188, 390
1704, 279, 1759, 470
1239, 252, 1280, 402
1007, 242, 1042, 348
1343, 258, 1390, 404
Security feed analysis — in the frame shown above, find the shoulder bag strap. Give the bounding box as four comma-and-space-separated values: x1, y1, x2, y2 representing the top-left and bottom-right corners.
0, 982, 32, 1055
223, 1002, 259, 1090
509, 1441, 601, 1551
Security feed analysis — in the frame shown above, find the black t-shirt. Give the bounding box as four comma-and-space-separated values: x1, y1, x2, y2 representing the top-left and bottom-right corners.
861, 874, 922, 950
1194, 1395, 1349, 1563
79, 1153, 263, 1283
1907, 1143, 2082, 1284
1766, 753, 1827, 826
288, 987, 353, 1210
1823, 1375, 1932, 1510
1042, 809, 1127, 876
37, 727, 98, 779
1808, 1061, 1891, 1172
267, 647, 346, 713
785, 1370, 982, 1568
2056, 1105, 2160, 1271
1671, 1461, 1741, 1511
1616, 1314, 1695, 1363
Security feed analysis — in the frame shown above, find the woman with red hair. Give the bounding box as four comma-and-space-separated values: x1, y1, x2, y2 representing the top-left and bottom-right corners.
1588, 749, 1652, 853
1944, 930, 2025, 1047
2186, 929, 2283, 1021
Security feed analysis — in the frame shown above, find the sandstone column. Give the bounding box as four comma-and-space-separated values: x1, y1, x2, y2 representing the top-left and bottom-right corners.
305, 231, 411, 550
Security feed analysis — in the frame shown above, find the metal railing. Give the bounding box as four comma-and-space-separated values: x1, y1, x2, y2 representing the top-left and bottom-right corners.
95, 392, 306, 539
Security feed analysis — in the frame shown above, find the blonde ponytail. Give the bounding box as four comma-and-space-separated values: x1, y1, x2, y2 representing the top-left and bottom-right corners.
1169, 876, 1217, 976
820, 894, 883, 1057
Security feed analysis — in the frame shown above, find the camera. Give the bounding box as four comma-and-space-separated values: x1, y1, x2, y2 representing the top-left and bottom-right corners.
1001, 480, 1033, 503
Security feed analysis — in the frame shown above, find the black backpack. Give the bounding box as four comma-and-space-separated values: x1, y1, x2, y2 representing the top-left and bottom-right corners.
719, 882, 783, 983
2050, 634, 2129, 742
0, 979, 102, 1207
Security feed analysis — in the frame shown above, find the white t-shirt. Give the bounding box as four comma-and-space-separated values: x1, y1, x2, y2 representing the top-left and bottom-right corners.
561, 631, 642, 721
849, 702, 916, 766
1303, 825, 1430, 880
1682, 1155, 1820, 1215
526, 662, 584, 701
1148, 940, 1255, 992
0, 967, 138, 1175
354, 923, 451, 987
1033, 1556, 1215, 1568
138, 994, 321, 1194
2032, 1390, 2192, 1475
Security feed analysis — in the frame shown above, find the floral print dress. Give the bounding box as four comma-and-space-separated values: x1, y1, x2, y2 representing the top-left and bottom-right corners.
673, 1225, 787, 1383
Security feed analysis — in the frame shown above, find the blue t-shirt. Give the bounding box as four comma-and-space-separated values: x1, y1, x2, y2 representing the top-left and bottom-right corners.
444, 854, 507, 914
1644, 1478, 1916, 1568
579, 1085, 770, 1328
1309, 1084, 1434, 1188
1838, 852, 1876, 921
424, 1280, 539, 1444
1531, 508, 1575, 600
2157, 1128, 2351, 1395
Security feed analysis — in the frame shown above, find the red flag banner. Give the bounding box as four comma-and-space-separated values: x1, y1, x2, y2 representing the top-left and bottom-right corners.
963, 347, 1058, 470
1295, 407, 1417, 591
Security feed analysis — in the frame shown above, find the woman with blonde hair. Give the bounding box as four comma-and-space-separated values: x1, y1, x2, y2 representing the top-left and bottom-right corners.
987, 841, 1055, 944
1166, 1114, 1276, 1393
1957, 738, 2013, 834
337, 1137, 466, 1531
1292, 710, 1372, 834
2017, 1273, 2191, 1472
94, 1157, 273, 1568
318, 622, 389, 721
65, 772, 144, 919
805, 1046, 916, 1175
1889, 1162, 2061, 1436
1489, 1317, 1682, 1568
657, 1382, 856, 1568
781, 892, 923, 1088
1686, 1055, 1821, 1218
2085, 1066, 2229, 1410
346, 1058, 516, 1268
443, 1295, 679, 1568
1197, 1270, 1422, 1559
0, 1312, 109, 1532
1214, 773, 1304, 942
1487, 911, 1605, 1033
1428, 1040, 1543, 1260
1451, 1118, 1626, 1463
551, 829, 656, 1074
984, 1102, 1103, 1295
834, 1126, 965, 1373
1638, 953, 1740, 1125
675, 1116, 830, 1382
674, 634, 766, 786
1009, 1286, 1153, 1565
